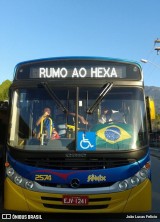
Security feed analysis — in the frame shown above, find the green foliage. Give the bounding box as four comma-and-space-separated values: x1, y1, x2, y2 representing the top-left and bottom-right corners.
0, 80, 12, 101
156, 113, 160, 121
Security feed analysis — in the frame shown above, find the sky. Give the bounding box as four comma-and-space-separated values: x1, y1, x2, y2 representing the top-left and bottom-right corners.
0, 0, 160, 86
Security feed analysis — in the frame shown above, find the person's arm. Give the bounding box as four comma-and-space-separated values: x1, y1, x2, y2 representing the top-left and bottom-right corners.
69, 112, 88, 125
36, 111, 49, 126
78, 115, 88, 124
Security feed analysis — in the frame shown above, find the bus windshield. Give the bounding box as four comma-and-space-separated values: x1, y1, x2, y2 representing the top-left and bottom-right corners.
8, 86, 148, 151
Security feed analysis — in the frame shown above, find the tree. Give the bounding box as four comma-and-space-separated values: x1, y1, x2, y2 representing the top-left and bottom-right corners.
0, 80, 12, 101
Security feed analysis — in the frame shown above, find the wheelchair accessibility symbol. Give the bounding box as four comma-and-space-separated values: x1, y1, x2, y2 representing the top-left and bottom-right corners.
77, 132, 96, 151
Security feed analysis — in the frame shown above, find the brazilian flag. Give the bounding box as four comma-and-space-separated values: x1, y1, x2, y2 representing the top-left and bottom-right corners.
91, 123, 133, 150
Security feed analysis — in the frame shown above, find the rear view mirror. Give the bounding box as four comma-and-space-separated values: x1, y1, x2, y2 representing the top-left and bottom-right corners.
146, 96, 155, 132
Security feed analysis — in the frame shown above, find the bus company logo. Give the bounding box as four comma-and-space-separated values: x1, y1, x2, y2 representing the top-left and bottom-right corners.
87, 174, 106, 182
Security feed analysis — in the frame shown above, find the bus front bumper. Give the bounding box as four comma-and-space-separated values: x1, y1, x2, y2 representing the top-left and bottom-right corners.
4, 178, 151, 213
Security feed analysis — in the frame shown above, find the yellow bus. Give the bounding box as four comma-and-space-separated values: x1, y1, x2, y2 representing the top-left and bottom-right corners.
3, 57, 152, 212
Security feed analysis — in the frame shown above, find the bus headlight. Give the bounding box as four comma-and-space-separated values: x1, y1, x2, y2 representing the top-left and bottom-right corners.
118, 180, 128, 191
139, 168, 148, 178
6, 167, 15, 177
130, 176, 140, 186
25, 181, 34, 190
6, 165, 35, 190
117, 163, 150, 191
14, 175, 23, 185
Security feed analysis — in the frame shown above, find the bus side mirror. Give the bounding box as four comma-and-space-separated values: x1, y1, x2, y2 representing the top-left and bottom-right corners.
145, 96, 155, 132
149, 98, 155, 120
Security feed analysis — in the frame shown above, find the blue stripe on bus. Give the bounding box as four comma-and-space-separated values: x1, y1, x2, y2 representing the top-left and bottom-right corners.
7, 151, 150, 184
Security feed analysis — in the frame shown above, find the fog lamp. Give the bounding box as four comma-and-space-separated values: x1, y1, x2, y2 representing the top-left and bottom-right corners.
139, 168, 148, 178
14, 175, 23, 185
130, 176, 140, 186
118, 180, 128, 191
6, 167, 14, 177
25, 181, 34, 189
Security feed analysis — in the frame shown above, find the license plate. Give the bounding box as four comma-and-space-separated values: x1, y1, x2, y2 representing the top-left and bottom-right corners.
62, 195, 89, 205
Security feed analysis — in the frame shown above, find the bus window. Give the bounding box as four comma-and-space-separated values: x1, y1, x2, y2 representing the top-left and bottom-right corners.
8, 87, 148, 151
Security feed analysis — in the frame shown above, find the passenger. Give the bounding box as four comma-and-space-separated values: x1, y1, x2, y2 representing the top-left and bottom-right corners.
54, 108, 88, 137
99, 106, 126, 124
35, 107, 60, 140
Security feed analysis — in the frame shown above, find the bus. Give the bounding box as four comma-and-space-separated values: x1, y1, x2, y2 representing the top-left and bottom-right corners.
3, 57, 152, 212
0, 101, 9, 197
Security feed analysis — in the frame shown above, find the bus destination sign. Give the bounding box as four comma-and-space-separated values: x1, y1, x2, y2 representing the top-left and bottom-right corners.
30, 66, 126, 79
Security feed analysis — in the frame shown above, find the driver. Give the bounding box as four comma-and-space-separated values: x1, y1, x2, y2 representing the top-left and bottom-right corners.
99, 107, 112, 124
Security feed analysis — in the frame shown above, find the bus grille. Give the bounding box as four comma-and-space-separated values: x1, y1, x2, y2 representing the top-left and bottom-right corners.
37, 182, 115, 188
43, 204, 109, 210
23, 157, 135, 170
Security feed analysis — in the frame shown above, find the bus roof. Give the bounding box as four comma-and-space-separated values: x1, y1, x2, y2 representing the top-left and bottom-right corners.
15, 56, 141, 69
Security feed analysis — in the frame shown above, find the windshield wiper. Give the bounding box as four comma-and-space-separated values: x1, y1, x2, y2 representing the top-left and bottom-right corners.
87, 82, 113, 114
41, 82, 68, 113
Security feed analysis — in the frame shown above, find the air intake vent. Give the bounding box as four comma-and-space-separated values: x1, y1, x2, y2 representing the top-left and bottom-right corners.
23, 157, 135, 170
